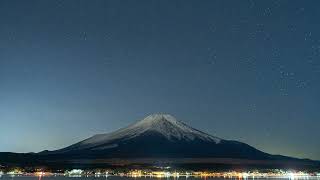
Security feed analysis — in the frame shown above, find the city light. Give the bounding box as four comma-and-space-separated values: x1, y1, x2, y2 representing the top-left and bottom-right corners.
6, 169, 23, 176
34, 172, 46, 176
64, 169, 84, 177
0, 168, 319, 178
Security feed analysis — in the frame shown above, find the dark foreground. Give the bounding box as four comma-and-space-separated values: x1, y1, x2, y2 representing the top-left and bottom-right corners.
0, 176, 319, 180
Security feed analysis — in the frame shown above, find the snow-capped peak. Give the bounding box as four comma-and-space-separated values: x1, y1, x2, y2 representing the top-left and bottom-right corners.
133, 113, 183, 128
66, 114, 221, 151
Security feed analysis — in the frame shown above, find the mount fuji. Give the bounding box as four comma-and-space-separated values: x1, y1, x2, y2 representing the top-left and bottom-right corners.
39, 114, 313, 162
0, 114, 319, 169
47, 113, 269, 159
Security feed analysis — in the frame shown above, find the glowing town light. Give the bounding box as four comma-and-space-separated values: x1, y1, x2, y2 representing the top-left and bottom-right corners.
65, 169, 83, 176
128, 170, 143, 177
287, 172, 295, 179
151, 171, 171, 178
242, 172, 249, 178
172, 172, 180, 177
95, 172, 102, 177
164, 172, 171, 177
7, 169, 23, 176
35, 172, 46, 176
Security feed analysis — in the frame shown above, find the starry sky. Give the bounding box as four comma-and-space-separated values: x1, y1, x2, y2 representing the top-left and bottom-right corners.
0, 0, 319, 160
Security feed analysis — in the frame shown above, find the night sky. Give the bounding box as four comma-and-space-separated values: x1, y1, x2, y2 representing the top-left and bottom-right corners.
0, 0, 319, 160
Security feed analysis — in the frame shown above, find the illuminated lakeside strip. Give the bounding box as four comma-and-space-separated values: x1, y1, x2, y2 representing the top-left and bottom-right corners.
2, 171, 317, 178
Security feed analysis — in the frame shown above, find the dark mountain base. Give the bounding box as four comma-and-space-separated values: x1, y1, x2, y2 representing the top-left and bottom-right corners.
1, 152, 319, 171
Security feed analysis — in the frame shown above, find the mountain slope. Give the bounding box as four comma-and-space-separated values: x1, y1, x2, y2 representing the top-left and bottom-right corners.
46, 114, 273, 160
58, 114, 220, 153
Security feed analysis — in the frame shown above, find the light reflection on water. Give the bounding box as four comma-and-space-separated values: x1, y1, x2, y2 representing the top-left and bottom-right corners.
0, 176, 319, 180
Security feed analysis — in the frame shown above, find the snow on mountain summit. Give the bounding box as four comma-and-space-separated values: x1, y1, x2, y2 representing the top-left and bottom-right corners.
63, 114, 221, 151
131, 113, 221, 143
